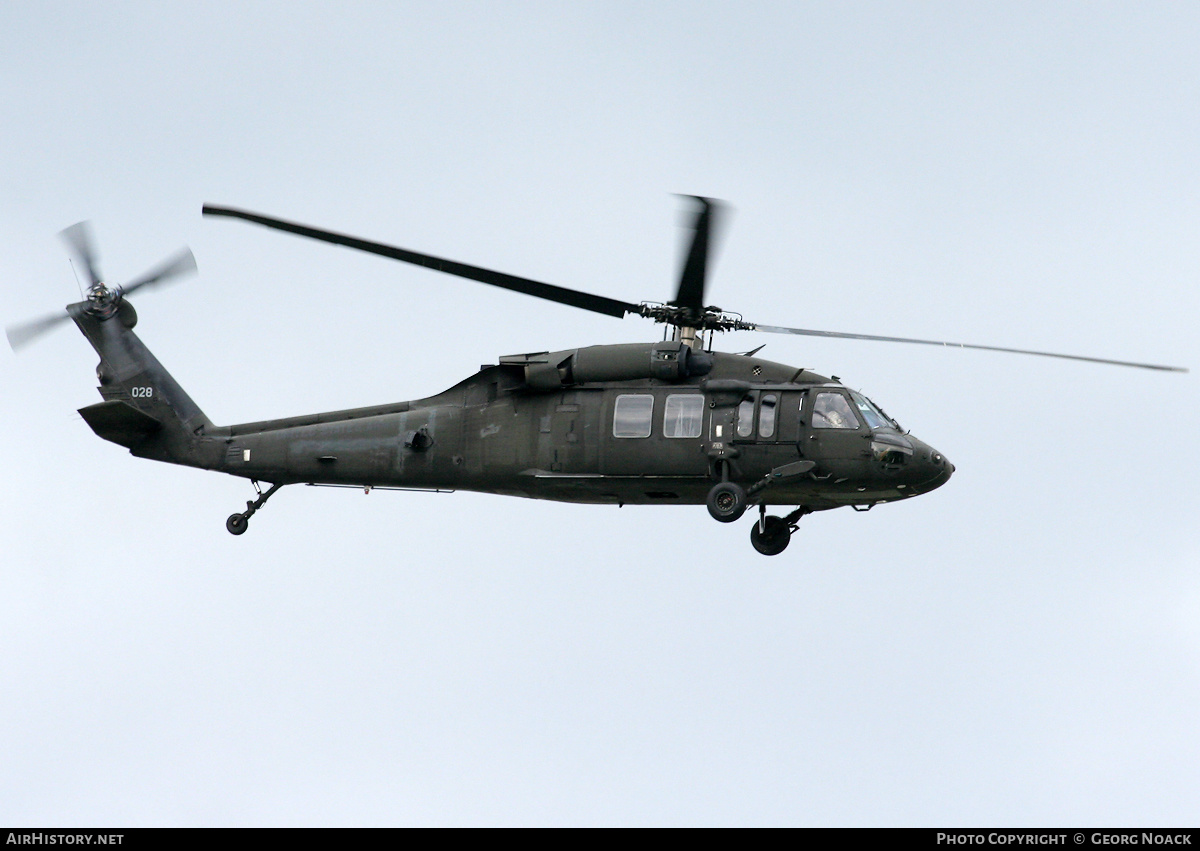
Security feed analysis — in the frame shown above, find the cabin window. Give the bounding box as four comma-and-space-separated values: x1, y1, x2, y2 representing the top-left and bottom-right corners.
758, 394, 778, 438
663, 394, 704, 438
812, 392, 860, 429
736, 397, 755, 437
613, 394, 654, 438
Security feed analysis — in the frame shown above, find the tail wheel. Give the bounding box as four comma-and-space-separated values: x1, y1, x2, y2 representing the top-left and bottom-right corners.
706, 482, 747, 523
226, 513, 248, 535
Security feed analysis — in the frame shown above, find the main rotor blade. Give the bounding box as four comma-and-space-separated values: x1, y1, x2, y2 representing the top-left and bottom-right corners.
6, 309, 71, 351
671, 196, 722, 315
59, 221, 101, 287
121, 247, 197, 296
202, 204, 641, 319
750, 322, 1188, 372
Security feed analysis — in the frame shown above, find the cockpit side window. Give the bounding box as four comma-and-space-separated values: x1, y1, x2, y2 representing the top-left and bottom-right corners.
812, 392, 860, 429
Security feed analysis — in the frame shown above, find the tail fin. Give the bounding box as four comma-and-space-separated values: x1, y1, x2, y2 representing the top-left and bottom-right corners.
72, 302, 220, 469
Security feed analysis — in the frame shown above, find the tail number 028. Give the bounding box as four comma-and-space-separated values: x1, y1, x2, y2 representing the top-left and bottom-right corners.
131, 386, 154, 398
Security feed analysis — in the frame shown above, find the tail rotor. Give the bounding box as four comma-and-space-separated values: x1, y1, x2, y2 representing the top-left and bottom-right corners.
6, 221, 197, 351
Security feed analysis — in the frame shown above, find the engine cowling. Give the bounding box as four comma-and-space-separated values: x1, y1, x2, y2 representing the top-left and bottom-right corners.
501, 341, 713, 391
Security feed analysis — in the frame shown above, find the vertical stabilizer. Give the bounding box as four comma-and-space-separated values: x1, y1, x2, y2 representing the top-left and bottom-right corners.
72, 303, 220, 470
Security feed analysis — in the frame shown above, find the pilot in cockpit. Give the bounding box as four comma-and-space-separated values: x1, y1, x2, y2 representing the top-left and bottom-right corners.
811, 392, 858, 429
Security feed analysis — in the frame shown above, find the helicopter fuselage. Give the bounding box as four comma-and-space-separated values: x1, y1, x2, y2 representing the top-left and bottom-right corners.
215, 349, 951, 510
74, 310, 951, 517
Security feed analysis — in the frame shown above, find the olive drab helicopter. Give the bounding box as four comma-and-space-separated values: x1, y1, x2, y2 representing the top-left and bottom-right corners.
7, 198, 1188, 555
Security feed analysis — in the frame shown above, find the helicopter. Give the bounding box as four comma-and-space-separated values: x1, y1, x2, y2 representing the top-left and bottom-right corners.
6, 198, 1188, 555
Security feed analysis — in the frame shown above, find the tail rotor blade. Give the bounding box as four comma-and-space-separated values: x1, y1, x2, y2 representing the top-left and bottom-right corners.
121, 247, 197, 296
59, 221, 102, 288
13, 224, 198, 352
6, 309, 72, 351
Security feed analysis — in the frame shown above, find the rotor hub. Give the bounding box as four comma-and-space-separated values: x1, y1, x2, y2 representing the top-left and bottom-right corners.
638, 301, 752, 333
85, 282, 122, 318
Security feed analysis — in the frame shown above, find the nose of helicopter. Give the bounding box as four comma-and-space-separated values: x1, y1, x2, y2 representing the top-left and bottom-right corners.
907, 437, 954, 494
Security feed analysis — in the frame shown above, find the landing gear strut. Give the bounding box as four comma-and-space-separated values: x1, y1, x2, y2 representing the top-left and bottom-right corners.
226, 480, 283, 535
749, 504, 810, 556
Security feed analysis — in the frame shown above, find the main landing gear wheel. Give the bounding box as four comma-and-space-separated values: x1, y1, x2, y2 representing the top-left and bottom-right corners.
226, 513, 249, 535
706, 481, 747, 523
750, 515, 790, 556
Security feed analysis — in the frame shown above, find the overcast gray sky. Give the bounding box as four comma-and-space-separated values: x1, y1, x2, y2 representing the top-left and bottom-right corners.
2, 1, 1198, 826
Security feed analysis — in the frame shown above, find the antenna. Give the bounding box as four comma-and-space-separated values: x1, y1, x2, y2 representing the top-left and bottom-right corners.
69, 258, 84, 298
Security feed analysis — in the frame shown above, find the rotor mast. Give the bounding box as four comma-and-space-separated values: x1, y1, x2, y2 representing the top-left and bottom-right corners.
675, 324, 700, 349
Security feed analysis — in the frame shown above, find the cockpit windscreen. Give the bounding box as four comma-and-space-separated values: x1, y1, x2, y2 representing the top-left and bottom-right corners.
850, 391, 897, 430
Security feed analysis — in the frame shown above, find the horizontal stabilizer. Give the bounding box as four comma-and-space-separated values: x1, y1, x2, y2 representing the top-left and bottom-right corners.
79, 400, 163, 448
